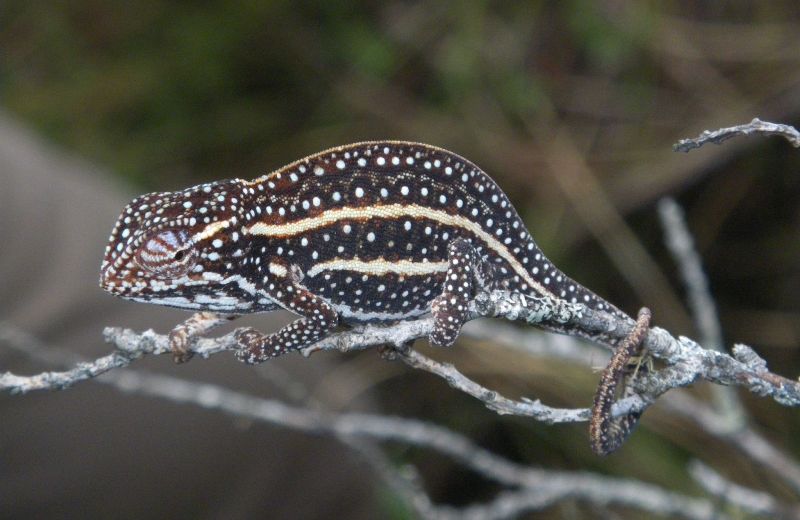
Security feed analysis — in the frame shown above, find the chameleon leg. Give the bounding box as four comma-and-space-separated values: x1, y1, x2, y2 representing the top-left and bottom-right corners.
234, 263, 338, 364
169, 312, 238, 363
589, 307, 652, 456
429, 238, 487, 347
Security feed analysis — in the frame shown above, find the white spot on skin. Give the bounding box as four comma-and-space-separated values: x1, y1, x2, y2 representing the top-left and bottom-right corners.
355, 187, 365, 198
336, 160, 345, 169
377, 157, 386, 166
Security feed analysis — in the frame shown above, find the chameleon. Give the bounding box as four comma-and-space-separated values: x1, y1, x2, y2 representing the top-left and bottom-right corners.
100, 141, 645, 454
99, 141, 632, 365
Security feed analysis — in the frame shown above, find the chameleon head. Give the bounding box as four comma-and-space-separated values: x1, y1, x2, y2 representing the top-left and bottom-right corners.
99, 179, 253, 312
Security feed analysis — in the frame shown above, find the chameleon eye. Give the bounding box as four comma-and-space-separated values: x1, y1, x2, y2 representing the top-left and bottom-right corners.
134, 229, 196, 277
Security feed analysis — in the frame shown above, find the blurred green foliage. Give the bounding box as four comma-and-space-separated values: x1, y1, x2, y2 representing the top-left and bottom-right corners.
1, 1, 662, 189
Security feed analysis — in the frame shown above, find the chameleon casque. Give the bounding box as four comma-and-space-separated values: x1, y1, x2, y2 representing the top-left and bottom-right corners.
100, 141, 630, 364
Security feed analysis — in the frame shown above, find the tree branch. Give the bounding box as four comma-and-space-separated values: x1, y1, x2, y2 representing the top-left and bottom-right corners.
657, 197, 747, 429
689, 460, 799, 518
4, 288, 799, 429
673, 118, 800, 152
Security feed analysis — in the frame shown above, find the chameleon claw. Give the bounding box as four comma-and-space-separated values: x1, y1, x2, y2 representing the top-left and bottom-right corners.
168, 312, 235, 364
168, 329, 195, 364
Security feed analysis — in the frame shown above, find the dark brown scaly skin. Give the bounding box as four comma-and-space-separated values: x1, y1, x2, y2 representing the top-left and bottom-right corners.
100, 141, 631, 365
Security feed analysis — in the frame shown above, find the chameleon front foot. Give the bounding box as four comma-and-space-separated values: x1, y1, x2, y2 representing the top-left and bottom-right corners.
169, 312, 238, 363
233, 315, 338, 364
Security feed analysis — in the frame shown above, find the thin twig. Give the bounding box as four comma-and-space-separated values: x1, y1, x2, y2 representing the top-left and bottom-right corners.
657, 197, 747, 429
663, 392, 800, 496
689, 460, 799, 518
673, 118, 800, 152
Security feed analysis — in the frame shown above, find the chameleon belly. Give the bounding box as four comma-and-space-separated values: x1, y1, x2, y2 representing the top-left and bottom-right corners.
100, 141, 626, 362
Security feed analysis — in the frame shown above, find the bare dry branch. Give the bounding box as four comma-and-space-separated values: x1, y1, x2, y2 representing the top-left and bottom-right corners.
674, 118, 800, 152
4, 287, 800, 435
657, 197, 747, 429
689, 460, 799, 518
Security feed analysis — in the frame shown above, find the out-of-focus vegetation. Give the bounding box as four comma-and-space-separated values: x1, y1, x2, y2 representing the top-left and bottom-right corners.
4, 1, 800, 516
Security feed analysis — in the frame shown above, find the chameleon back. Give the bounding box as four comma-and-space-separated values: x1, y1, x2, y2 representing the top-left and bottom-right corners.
237, 141, 624, 323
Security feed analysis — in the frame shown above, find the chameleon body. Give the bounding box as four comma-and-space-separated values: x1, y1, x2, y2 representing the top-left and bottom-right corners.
100, 141, 629, 363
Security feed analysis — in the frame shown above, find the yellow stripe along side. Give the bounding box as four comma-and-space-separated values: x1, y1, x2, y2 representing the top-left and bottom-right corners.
245, 203, 553, 298
306, 258, 449, 278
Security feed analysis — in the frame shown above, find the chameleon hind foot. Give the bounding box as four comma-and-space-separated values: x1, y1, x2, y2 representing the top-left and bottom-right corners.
429, 238, 490, 347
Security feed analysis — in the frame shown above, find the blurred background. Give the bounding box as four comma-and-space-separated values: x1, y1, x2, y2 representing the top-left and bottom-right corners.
2, 1, 800, 518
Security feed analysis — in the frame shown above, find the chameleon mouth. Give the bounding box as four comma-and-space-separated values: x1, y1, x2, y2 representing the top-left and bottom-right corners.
98, 263, 139, 296
98, 269, 123, 294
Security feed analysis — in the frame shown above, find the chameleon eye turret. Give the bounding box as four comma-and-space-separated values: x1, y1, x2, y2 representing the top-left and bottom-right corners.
134, 229, 197, 278
101, 141, 630, 363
